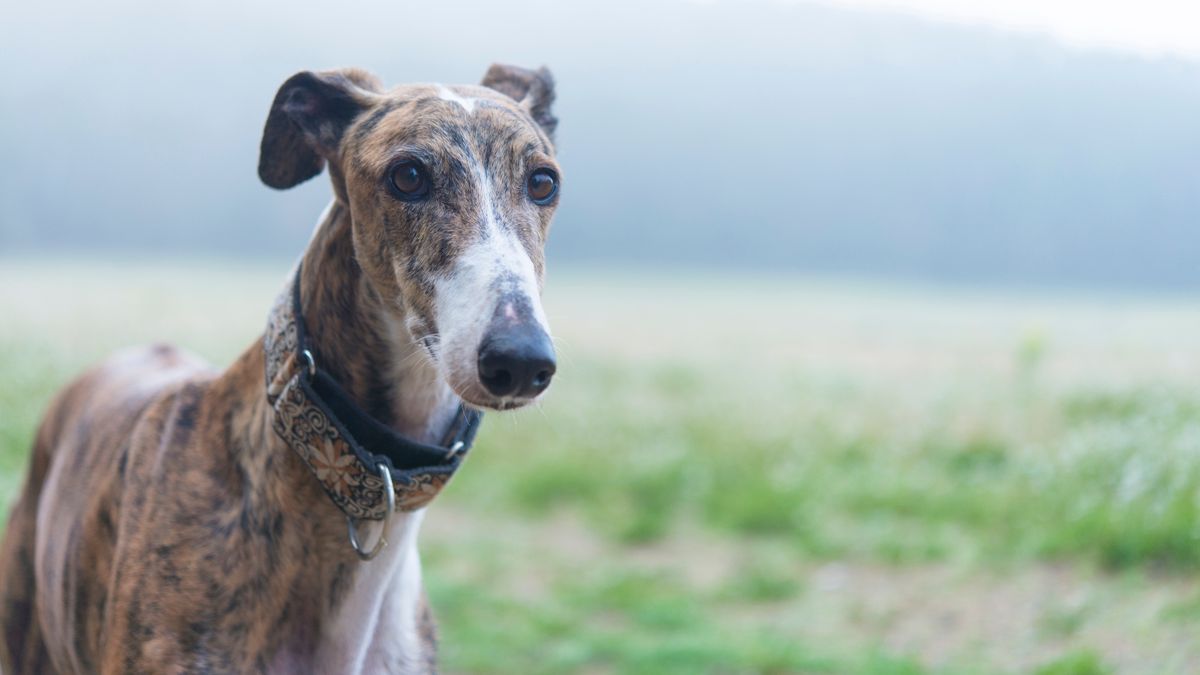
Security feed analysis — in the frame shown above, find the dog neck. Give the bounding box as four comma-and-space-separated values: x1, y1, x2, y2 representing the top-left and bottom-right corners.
296, 201, 460, 444
239, 199, 457, 671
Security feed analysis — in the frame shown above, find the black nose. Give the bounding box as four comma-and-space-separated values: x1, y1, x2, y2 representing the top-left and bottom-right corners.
477, 328, 556, 398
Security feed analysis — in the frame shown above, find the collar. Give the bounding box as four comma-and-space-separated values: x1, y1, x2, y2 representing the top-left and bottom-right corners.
263, 266, 483, 528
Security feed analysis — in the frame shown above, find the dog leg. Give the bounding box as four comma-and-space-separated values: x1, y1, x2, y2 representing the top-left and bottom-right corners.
0, 420, 57, 673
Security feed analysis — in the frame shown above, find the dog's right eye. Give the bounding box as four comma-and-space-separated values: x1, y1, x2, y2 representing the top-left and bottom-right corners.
387, 161, 430, 201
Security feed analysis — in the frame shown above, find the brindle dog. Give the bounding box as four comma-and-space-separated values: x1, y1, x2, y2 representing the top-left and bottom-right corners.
0, 64, 561, 674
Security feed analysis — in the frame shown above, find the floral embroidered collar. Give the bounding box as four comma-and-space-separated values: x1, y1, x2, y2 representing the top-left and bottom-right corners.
264, 265, 482, 559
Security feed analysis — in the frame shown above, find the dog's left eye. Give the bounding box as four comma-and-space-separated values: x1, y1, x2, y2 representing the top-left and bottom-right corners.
527, 169, 558, 205
388, 161, 430, 200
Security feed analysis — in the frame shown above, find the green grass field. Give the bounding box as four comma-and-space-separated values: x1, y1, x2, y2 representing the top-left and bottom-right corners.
2, 259, 1199, 674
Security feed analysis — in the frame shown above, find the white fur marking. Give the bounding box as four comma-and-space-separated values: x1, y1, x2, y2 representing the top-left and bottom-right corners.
433, 160, 550, 404
437, 85, 477, 114
382, 312, 457, 443
306, 511, 428, 675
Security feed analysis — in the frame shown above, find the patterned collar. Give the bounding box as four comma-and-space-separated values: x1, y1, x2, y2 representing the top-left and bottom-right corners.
263, 265, 482, 532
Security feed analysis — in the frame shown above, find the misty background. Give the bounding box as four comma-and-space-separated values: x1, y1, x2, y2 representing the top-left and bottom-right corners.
2, 0, 1197, 290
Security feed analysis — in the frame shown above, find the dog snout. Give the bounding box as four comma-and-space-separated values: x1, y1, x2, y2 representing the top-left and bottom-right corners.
477, 324, 556, 399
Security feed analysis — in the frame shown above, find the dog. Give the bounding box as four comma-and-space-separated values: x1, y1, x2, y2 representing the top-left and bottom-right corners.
0, 63, 561, 674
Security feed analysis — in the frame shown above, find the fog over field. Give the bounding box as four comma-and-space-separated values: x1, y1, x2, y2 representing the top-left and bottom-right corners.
2, 0, 1198, 289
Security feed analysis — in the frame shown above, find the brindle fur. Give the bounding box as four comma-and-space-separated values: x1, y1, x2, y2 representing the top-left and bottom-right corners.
0, 64, 559, 674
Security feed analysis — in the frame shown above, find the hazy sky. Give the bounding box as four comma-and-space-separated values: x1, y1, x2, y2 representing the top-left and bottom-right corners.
3, 0, 1198, 289
804, 0, 1200, 58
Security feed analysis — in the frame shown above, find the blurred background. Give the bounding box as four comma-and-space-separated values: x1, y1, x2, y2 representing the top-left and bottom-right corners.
2, 0, 1199, 673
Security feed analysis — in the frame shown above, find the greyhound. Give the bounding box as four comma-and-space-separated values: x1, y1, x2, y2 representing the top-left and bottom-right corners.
0, 63, 561, 674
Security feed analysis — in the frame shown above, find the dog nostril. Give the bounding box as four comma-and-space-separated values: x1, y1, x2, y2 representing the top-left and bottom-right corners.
532, 370, 552, 389
481, 367, 514, 395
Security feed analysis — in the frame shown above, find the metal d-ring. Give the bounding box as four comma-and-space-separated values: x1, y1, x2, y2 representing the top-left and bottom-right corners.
445, 440, 465, 460
346, 462, 395, 561
301, 349, 317, 377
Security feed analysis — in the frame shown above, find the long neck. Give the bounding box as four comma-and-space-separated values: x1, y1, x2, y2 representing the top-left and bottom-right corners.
217, 198, 461, 523
211, 200, 457, 667
297, 202, 459, 443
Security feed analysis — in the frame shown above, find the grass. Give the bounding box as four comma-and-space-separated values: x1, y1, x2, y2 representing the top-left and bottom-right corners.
3, 258, 1200, 673
1033, 651, 1112, 675
463, 356, 1200, 571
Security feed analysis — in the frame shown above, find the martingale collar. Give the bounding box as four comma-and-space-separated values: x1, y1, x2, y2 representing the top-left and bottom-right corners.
263, 265, 482, 531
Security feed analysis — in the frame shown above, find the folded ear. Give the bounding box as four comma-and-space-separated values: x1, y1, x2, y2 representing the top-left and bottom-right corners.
480, 64, 558, 140
258, 69, 382, 190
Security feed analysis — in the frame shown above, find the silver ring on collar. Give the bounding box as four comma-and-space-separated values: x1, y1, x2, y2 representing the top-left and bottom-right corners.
346, 462, 394, 561
301, 349, 317, 377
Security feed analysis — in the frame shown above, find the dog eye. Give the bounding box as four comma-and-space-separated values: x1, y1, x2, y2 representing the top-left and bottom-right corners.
527, 168, 558, 205
388, 161, 430, 200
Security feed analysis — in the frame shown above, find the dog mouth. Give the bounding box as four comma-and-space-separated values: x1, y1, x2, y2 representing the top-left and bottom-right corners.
452, 381, 543, 412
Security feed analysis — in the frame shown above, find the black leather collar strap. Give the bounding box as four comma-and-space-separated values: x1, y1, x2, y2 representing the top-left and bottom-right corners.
264, 266, 482, 520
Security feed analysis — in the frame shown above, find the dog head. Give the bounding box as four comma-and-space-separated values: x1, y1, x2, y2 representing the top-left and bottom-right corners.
259, 65, 561, 411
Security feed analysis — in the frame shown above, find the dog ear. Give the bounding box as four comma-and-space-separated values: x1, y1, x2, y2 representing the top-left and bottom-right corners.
258, 69, 382, 190
480, 64, 558, 140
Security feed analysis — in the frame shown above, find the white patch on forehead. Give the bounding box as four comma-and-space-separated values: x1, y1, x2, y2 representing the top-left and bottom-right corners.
437, 85, 477, 114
